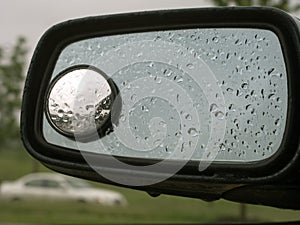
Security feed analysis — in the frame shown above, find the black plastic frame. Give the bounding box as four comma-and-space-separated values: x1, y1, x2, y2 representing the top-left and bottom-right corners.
21, 7, 300, 195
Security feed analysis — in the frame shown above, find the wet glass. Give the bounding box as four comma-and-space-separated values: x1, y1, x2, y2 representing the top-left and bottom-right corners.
43, 28, 288, 163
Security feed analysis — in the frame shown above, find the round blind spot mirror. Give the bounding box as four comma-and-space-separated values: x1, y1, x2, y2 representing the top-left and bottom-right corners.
46, 66, 120, 140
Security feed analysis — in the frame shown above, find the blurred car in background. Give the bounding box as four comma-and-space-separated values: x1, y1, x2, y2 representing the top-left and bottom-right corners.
0, 173, 127, 206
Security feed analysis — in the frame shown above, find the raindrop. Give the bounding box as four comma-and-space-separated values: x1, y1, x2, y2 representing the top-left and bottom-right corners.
51, 115, 58, 122
273, 129, 279, 135
210, 103, 218, 112
267, 68, 275, 75
215, 111, 225, 120
245, 104, 252, 110
185, 114, 192, 121
275, 119, 280, 126
126, 83, 132, 90
227, 88, 234, 93
241, 82, 249, 90
131, 94, 137, 102
188, 128, 199, 137
186, 63, 194, 69
165, 146, 169, 152
212, 36, 219, 43
177, 77, 184, 83
175, 131, 182, 137
268, 93, 275, 99
159, 121, 167, 127
180, 143, 185, 152
219, 143, 226, 151
154, 76, 162, 84
176, 94, 180, 103
141, 105, 149, 112
255, 131, 262, 137
276, 97, 281, 103
62, 118, 70, 124
154, 139, 162, 146
148, 62, 154, 68
247, 120, 253, 126
163, 69, 173, 77
236, 89, 243, 97
57, 109, 64, 118
231, 142, 237, 148
66, 111, 73, 118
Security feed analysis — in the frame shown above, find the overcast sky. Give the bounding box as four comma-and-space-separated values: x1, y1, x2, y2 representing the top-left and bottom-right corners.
1, 0, 211, 60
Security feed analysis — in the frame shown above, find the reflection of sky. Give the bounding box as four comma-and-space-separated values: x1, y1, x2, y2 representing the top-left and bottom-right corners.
0, 0, 211, 61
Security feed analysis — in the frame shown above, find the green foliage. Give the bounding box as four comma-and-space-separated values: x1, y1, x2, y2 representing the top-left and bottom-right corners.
0, 37, 27, 147
212, 0, 300, 12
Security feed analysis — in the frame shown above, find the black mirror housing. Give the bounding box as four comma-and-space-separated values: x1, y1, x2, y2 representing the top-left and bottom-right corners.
21, 7, 300, 209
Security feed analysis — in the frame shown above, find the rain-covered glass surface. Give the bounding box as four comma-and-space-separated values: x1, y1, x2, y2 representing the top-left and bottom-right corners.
46, 68, 113, 137
43, 28, 288, 163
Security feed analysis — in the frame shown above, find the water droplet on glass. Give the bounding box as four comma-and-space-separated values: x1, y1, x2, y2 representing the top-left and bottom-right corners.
186, 63, 194, 69
57, 109, 64, 118
51, 115, 58, 122
175, 131, 182, 138
66, 111, 73, 118
219, 143, 226, 151
275, 119, 280, 126
177, 77, 184, 83
154, 139, 162, 146
241, 82, 249, 90
212, 36, 219, 43
141, 105, 149, 112
159, 121, 167, 127
154, 76, 162, 84
131, 94, 137, 102
86, 105, 94, 111
185, 114, 192, 121
215, 111, 225, 120
236, 89, 243, 97
228, 104, 235, 111
163, 69, 173, 77
188, 128, 199, 137
148, 62, 154, 68
227, 88, 234, 93
210, 103, 218, 113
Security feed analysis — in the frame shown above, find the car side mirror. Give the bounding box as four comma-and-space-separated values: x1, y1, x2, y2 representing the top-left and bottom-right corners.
21, 7, 300, 209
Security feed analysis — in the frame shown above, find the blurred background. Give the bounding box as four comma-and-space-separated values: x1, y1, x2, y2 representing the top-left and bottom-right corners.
1, 0, 300, 224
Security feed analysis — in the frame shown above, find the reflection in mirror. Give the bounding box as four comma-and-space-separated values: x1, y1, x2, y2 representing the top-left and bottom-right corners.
46, 66, 119, 140
43, 28, 288, 163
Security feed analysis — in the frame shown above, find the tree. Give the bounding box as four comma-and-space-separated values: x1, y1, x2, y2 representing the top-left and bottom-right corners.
0, 37, 27, 148
211, 0, 300, 12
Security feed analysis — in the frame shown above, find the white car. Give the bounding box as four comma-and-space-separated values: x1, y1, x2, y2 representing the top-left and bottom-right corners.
0, 173, 127, 206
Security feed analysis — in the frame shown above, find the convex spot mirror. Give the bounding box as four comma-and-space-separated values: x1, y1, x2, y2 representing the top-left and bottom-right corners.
46, 65, 121, 141
21, 7, 300, 209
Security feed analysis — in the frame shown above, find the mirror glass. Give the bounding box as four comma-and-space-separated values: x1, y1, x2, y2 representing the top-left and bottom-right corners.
46, 67, 115, 139
43, 28, 288, 163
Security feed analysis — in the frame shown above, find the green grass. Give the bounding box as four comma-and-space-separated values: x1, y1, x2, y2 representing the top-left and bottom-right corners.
1, 149, 300, 224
